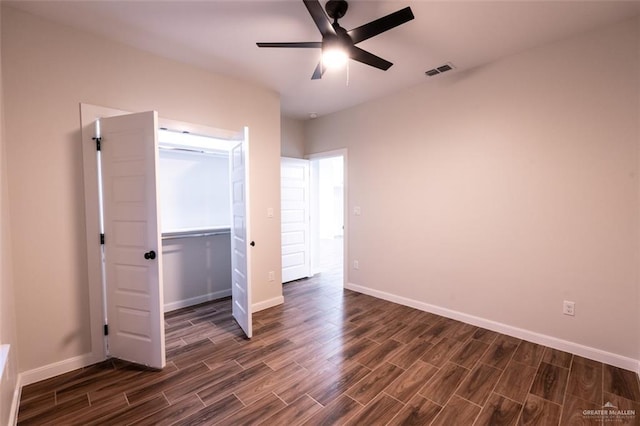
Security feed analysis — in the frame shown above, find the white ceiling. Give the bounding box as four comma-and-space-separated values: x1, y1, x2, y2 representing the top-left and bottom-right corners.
7, 1, 640, 119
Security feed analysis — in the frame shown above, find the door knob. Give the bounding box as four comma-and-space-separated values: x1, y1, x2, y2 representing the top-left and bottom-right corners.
250, 241, 255, 247
144, 250, 156, 260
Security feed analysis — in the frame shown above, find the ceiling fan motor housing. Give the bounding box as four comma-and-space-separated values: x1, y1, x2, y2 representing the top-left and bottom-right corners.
325, 0, 349, 21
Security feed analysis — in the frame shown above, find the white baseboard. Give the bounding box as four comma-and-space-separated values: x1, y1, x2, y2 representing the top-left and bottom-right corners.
9, 375, 21, 426
164, 289, 232, 312
19, 352, 96, 387
252, 296, 284, 313
346, 282, 640, 373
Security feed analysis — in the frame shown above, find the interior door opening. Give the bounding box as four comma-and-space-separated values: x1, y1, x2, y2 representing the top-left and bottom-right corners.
310, 154, 345, 281
158, 129, 235, 313
157, 128, 252, 339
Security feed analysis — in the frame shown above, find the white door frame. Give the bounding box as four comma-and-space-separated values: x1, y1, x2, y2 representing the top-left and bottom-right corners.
80, 103, 242, 364
306, 149, 348, 288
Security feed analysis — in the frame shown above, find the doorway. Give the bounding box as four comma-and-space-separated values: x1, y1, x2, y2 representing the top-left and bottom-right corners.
309, 151, 347, 284
80, 104, 252, 369
157, 129, 234, 312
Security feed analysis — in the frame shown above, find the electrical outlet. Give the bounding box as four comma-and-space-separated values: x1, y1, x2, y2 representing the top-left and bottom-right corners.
353, 260, 359, 270
563, 300, 575, 316
354, 206, 361, 216
267, 208, 274, 218
268, 271, 275, 282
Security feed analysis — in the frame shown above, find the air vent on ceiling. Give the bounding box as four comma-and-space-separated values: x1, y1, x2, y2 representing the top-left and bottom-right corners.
425, 62, 455, 77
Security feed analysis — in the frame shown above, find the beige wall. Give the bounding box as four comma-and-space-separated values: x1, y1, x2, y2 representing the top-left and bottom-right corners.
2, 6, 282, 373
281, 116, 305, 158
306, 18, 640, 361
0, 4, 20, 423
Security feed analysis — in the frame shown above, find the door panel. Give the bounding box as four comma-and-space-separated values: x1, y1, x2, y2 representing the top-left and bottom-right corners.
281, 158, 311, 283
230, 129, 252, 338
100, 111, 166, 369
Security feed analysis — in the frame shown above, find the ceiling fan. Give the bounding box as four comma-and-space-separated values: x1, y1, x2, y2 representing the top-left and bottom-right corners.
257, 0, 415, 80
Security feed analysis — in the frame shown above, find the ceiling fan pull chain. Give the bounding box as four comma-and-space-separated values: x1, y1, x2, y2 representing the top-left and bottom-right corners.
346, 61, 350, 87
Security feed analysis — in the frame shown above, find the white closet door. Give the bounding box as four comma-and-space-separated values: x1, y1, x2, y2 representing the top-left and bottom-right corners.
230, 129, 252, 338
100, 111, 165, 369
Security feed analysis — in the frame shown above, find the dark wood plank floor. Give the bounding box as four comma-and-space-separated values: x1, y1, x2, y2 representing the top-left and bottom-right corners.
18, 268, 640, 425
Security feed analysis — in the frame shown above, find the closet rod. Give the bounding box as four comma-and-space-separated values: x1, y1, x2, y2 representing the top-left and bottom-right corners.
162, 229, 230, 240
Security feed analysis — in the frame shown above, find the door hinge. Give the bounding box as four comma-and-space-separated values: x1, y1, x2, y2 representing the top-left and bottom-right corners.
93, 137, 102, 151
100, 234, 105, 245
104, 324, 109, 336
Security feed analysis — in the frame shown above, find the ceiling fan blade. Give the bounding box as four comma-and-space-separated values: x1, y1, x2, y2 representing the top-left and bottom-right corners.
311, 62, 325, 80
303, 0, 336, 37
257, 42, 322, 48
349, 46, 393, 71
348, 7, 414, 44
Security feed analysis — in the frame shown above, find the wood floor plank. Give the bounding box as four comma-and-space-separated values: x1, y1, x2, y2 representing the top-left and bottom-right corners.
346, 362, 404, 405
511, 341, 545, 367
129, 395, 204, 426
388, 338, 432, 369
430, 395, 481, 426
258, 394, 322, 425
354, 338, 403, 369
272, 361, 338, 404
54, 394, 128, 426
85, 394, 169, 426
233, 360, 306, 406
387, 394, 442, 426
307, 361, 372, 406
419, 362, 470, 405
472, 328, 499, 345
368, 320, 406, 344
419, 318, 454, 343
16, 392, 55, 422
173, 393, 244, 425
88, 364, 179, 404
163, 361, 243, 404
455, 362, 502, 406
421, 337, 462, 368
235, 338, 296, 368
327, 337, 380, 365
474, 392, 522, 426
559, 394, 599, 425
125, 362, 209, 405
529, 361, 569, 405
566, 356, 602, 404
480, 335, 520, 370
541, 347, 572, 368
604, 364, 640, 402
395, 322, 430, 344
301, 394, 363, 426
344, 393, 404, 426
604, 391, 640, 423
493, 360, 537, 403
219, 392, 286, 425
385, 360, 439, 403
518, 394, 561, 426
17, 394, 89, 426
449, 339, 490, 369
448, 322, 478, 343
196, 362, 274, 405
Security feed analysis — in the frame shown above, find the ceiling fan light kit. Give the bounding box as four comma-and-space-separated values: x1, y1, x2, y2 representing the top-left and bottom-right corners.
257, 0, 414, 80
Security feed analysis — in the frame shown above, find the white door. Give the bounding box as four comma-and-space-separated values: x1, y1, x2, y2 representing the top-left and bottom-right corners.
230, 129, 252, 338
100, 111, 166, 369
281, 158, 311, 283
